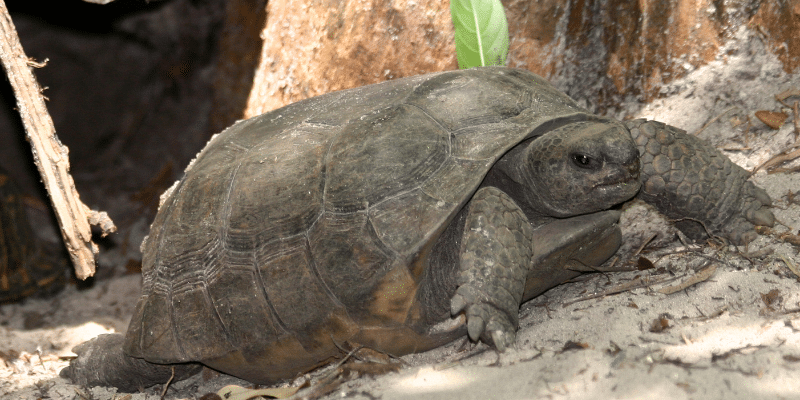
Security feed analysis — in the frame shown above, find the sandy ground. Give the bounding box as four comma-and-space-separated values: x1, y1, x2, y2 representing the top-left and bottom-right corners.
1, 27, 799, 400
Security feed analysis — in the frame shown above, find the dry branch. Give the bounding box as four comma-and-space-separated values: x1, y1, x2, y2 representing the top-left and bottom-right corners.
0, 0, 115, 279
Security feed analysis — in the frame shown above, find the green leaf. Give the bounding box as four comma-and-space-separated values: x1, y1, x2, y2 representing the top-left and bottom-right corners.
450, 0, 509, 69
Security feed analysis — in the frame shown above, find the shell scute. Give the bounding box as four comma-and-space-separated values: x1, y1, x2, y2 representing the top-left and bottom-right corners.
308, 211, 394, 320
369, 188, 453, 254
253, 235, 345, 351
406, 71, 532, 131
127, 291, 182, 362
206, 267, 279, 349
420, 157, 489, 204
323, 104, 449, 214
171, 284, 234, 361
226, 125, 327, 244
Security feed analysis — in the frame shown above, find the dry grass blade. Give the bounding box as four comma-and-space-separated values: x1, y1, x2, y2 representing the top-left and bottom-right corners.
775, 88, 800, 102
694, 106, 738, 136
779, 255, 800, 278
775, 87, 800, 138
216, 384, 299, 400
657, 263, 718, 295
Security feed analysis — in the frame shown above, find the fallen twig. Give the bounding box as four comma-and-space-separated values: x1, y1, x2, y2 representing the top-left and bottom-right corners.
0, 1, 116, 278
159, 367, 175, 400
754, 146, 800, 174
775, 88, 800, 139
656, 262, 717, 295
562, 274, 682, 307
779, 255, 800, 279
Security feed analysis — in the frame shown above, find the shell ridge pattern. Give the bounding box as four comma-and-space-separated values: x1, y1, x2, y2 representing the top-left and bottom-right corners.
302, 234, 347, 309
251, 233, 300, 334
148, 141, 250, 293
318, 121, 339, 216
217, 162, 242, 268
297, 120, 338, 129
226, 140, 251, 153
166, 281, 185, 359
161, 239, 220, 296
147, 178, 186, 290
368, 182, 438, 212
405, 102, 456, 149
164, 233, 226, 360
140, 175, 190, 357
200, 163, 243, 350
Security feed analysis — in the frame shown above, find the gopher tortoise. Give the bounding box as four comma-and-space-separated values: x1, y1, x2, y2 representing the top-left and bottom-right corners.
62, 67, 774, 391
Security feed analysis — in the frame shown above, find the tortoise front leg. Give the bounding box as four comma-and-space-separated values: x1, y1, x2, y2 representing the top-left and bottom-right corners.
450, 186, 534, 351
627, 120, 774, 244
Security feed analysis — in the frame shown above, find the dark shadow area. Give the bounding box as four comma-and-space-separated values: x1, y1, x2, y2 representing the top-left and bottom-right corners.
0, 0, 265, 299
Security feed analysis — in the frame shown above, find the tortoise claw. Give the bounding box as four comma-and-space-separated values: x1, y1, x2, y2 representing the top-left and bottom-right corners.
450, 293, 467, 316
467, 315, 486, 342
750, 185, 772, 207
490, 329, 514, 352
750, 208, 775, 228
452, 285, 518, 349
485, 312, 516, 351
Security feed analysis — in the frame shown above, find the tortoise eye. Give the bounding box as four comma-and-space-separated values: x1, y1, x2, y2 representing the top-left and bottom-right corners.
571, 153, 598, 169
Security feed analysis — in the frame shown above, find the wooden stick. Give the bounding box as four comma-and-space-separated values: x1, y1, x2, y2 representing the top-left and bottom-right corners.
0, 1, 115, 279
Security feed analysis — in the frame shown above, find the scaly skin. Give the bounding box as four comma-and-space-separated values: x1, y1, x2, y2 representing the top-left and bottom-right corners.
627, 120, 774, 244
61, 334, 201, 392
450, 186, 534, 351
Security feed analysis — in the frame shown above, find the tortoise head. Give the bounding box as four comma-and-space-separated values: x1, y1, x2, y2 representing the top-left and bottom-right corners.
521, 120, 641, 218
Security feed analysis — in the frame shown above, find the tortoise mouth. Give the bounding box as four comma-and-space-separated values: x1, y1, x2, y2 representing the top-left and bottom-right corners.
591, 175, 641, 198
591, 161, 640, 191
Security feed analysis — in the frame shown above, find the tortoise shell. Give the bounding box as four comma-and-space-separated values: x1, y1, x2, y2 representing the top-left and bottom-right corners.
125, 67, 600, 382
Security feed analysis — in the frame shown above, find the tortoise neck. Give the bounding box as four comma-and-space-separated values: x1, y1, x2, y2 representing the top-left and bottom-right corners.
483, 142, 554, 227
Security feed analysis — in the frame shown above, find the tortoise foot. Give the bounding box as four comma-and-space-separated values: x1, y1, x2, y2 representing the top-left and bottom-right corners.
451, 289, 516, 351
60, 333, 202, 392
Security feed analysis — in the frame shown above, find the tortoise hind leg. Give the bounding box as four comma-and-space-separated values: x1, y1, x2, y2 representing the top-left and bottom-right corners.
60, 333, 202, 392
